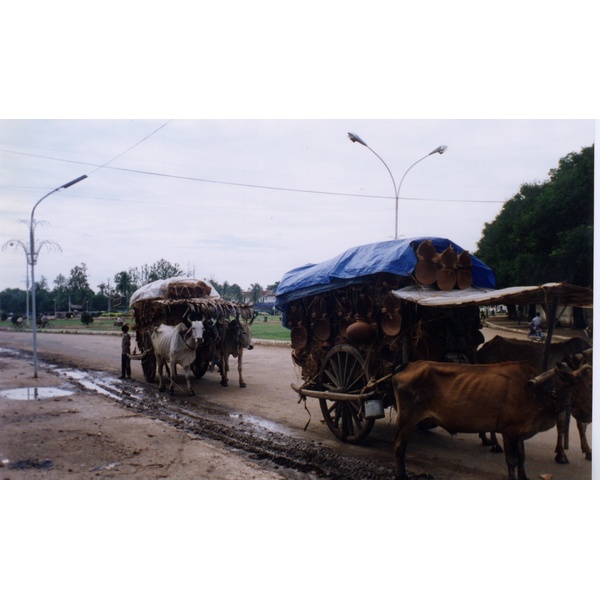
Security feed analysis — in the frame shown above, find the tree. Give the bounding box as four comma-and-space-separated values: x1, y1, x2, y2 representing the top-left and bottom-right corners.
476, 145, 594, 288
114, 270, 133, 305
249, 283, 262, 304
53, 274, 69, 311
67, 263, 94, 308
146, 259, 183, 282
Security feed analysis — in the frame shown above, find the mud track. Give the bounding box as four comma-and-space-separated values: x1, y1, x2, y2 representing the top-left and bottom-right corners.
6, 347, 402, 479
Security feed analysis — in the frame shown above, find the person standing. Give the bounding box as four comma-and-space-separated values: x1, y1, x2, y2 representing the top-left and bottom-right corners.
120, 324, 132, 379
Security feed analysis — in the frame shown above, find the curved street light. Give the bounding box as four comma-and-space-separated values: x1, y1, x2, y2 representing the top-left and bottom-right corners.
348, 132, 447, 240
30, 174, 87, 377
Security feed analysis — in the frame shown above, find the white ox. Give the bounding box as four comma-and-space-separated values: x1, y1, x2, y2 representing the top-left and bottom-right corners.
150, 320, 205, 396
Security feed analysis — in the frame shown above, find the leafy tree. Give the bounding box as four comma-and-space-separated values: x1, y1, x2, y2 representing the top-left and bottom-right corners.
249, 283, 262, 304
0, 288, 27, 314
476, 145, 593, 288
67, 263, 94, 306
53, 274, 69, 311
146, 259, 183, 282
114, 271, 132, 296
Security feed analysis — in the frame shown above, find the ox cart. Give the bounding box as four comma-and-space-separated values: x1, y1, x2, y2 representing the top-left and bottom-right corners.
130, 277, 254, 384
275, 238, 593, 444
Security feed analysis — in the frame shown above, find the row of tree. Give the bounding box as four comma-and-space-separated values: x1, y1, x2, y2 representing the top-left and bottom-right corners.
0, 257, 279, 317
476, 145, 593, 288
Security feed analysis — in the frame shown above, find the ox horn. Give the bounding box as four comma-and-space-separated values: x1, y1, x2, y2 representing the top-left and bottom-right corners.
182, 306, 192, 328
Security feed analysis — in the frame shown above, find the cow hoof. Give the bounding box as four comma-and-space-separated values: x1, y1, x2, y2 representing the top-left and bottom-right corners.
239, 383, 246, 388
169, 390, 175, 396
491, 444, 504, 454
555, 454, 569, 465
585, 453, 592, 461
220, 381, 228, 387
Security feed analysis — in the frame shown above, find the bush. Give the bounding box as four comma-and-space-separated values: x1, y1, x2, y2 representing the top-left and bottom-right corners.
81, 312, 94, 326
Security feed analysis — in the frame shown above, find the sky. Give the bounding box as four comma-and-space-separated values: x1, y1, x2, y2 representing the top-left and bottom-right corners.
0, 119, 594, 294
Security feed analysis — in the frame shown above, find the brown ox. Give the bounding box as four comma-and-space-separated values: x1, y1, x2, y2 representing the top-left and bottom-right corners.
476, 336, 592, 462
392, 360, 591, 480
476, 335, 591, 371
218, 317, 255, 387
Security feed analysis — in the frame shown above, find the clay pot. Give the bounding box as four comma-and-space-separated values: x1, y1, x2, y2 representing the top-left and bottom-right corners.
437, 268, 457, 291
291, 326, 308, 350
414, 261, 437, 285
313, 318, 331, 341
345, 318, 376, 344
439, 246, 457, 268
339, 316, 355, 338
416, 239, 437, 262
381, 312, 402, 336
457, 269, 473, 290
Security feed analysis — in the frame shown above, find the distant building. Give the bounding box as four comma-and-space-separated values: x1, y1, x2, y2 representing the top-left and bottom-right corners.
242, 289, 277, 312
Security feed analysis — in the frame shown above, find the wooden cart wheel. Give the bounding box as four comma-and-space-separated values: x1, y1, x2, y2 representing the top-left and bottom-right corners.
141, 331, 156, 383
318, 344, 375, 444
191, 351, 209, 378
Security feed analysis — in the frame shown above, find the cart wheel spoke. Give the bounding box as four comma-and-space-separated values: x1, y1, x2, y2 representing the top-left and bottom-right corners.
318, 344, 375, 444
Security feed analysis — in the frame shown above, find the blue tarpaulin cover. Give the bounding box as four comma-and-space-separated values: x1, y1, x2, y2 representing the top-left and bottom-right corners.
275, 237, 496, 310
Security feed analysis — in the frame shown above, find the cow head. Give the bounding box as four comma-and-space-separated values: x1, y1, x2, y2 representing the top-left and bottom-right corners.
189, 319, 205, 344
567, 363, 593, 423
230, 319, 254, 350
528, 362, 592, 418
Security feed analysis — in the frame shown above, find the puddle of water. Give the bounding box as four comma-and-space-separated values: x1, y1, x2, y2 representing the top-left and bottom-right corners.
0, 387, 74, 400
8, 458, 54, 470
230, 413, 290, 435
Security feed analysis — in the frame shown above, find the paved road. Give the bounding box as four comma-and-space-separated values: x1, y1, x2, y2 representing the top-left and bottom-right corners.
0, 326, 593, 479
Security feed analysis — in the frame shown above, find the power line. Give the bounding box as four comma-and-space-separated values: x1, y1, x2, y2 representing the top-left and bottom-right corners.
0, 146, 505, 204
87, 120, 172, 175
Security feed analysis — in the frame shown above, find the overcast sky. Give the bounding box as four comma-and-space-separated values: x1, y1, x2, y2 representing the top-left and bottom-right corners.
0, 119, 594, 294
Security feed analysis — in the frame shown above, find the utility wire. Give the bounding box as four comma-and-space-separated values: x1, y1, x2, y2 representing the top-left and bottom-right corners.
0, 145, 504, 204
87, 120, 172, 175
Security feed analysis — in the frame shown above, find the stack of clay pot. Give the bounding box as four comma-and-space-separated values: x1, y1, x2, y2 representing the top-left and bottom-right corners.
414, 240, 473, 290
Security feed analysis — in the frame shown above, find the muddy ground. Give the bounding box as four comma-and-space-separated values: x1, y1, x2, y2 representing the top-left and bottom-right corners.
0, 325, 594, 480
0, 350, 287, 480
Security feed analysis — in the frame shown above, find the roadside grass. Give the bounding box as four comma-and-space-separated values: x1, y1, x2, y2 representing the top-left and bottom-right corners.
249, 316, 290, 342
22, 314, 291, 342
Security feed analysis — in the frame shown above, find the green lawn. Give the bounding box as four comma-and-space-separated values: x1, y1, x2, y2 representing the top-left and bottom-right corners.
27, 314, 291, 342
249, 316, 291, 342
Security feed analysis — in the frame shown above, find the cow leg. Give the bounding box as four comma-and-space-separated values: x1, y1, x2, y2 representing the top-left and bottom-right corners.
392, 407, 417, 479
577, 420, 592, 460
168, 359, 176, 395
157, 358, 166, 392
238, 348, 246, 388
515, 438, 528, 480
554, 430, 569, 464
554, 413, 570, 464
220, 355, 229, 386
502, 434, 522, 480
184, 367, 195, 396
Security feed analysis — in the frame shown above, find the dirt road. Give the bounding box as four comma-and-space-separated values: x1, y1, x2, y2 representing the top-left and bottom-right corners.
0, 327, 593, 479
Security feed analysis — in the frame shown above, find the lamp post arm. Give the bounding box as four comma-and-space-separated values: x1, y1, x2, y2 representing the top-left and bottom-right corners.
396, 153, 430, 198
364, 145, 398, 199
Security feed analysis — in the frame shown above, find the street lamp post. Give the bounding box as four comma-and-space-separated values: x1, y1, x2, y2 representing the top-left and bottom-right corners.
30, 174, 87, 377
348, 132, 447, 240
